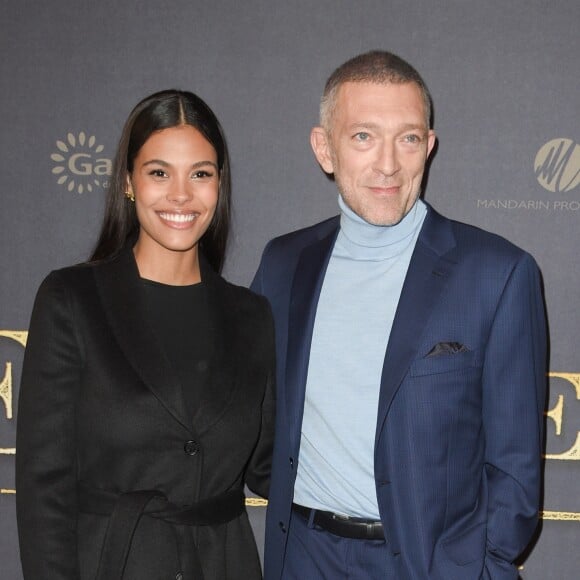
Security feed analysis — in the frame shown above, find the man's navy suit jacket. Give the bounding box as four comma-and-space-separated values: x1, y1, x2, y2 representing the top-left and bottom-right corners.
252, 203, 547, 580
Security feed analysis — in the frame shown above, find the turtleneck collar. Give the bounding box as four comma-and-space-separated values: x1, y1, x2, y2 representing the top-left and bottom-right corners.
336, 195, 427, 260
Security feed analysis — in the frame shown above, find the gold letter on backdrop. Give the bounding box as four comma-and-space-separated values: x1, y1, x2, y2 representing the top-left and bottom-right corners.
0, 331, 27, 460
0, 362, 13, 420
545, 372, 580, 460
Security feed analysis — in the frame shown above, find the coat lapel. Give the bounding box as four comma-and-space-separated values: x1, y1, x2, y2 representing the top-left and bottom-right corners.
285, 222, 338, 451
93, 247, 192, 432
376, 207, 458, 436
189, 260, 241, 436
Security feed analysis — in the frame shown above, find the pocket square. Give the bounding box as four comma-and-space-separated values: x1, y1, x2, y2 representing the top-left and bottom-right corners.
426, 342, 469, 357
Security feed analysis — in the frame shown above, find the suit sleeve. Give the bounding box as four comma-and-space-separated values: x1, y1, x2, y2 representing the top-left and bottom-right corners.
481, 252, 547, 578
249, 239, 272, 297
244, 295, 276, 499
16, 271, 83, 579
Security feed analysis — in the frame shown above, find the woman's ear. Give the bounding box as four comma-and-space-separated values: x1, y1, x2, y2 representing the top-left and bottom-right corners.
124, 174, 135, 202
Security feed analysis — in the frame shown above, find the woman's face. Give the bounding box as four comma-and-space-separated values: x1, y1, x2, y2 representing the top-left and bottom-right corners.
128, 124, 219, 260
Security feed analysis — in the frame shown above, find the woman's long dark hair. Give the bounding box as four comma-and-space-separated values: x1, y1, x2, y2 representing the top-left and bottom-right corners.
90, 89, 231, 273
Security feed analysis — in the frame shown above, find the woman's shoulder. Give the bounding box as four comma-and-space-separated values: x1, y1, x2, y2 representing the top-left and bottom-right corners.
34, 258, 115, 311
206, 274, 272, 328
41, 249, 130, 286
40, 260, 98, 289
221, 277, 270, 311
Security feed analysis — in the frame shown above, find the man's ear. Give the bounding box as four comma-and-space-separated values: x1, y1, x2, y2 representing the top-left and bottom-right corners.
426, 129, 437, 159
310, 127, 334, 174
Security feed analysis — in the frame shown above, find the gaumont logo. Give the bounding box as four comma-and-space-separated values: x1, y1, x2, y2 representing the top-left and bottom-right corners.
534, 138, 580, 194
51, 132, 112, 194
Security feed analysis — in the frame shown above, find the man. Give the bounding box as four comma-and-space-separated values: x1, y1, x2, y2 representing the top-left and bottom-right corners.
252, 51, 546, 579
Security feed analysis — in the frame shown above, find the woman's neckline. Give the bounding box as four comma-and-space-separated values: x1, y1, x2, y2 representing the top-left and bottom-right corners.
139, 277, 204, 289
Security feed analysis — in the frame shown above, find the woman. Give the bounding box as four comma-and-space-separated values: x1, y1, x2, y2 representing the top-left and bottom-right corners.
16, 90, 275, 580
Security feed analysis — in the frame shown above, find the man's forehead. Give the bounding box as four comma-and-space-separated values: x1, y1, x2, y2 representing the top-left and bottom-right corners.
333, 81, 427, 121
336, 79, 422, 100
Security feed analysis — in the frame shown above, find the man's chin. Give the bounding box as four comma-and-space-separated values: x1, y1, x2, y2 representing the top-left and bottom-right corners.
356, 207, 407, 228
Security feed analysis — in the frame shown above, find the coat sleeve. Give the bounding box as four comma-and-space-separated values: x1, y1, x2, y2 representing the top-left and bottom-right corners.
16, 271, 84, 579
481, 252, 547, 578
244, 296, 276, 499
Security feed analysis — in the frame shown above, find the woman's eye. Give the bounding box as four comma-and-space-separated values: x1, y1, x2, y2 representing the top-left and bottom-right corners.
192, 170, 214, 179
149, 169, 167, 178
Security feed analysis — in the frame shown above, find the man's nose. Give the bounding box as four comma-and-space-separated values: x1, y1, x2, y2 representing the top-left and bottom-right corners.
373, 141, 400, 176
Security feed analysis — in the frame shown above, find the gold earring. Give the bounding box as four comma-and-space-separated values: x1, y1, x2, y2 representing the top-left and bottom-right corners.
125, 190, 135, 202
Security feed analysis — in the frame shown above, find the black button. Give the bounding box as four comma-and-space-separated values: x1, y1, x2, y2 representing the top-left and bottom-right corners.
175, 573, 183, 580
279, 521, 286, 533
184, 440, 200, 456
289, 457, 294, 468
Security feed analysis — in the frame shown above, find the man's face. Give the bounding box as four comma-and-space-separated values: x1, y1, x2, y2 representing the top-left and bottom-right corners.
311, 81, 436, 226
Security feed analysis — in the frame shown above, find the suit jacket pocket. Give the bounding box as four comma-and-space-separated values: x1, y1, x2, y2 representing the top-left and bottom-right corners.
410, 349, 480, 377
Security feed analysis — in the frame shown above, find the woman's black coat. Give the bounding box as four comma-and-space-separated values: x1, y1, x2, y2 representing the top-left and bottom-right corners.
16, 247, 275, 579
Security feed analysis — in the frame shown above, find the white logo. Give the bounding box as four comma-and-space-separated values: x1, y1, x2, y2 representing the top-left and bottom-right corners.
534, 138, 580, 193
51, 132, 112, 194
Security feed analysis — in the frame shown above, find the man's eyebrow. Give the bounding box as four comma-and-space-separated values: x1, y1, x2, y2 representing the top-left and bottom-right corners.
347, 122, 381, 131
347, 122, 428, 132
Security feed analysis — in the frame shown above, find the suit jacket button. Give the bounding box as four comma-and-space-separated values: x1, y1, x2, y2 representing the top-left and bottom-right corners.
279, 521, 287, 533
175, 572, 183, 580
289, 457, 294, 469
184, 440, 200, 456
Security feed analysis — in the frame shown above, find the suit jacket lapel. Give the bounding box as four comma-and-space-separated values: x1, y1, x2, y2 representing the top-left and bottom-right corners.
286, 222, 338, 451
93, 247, 192, 432
376, 207, 458, 436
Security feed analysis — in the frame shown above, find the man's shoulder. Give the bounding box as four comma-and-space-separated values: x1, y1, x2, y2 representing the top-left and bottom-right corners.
264, 215, 339, 255
427, 205, 530, 262
450, 218, 528, 260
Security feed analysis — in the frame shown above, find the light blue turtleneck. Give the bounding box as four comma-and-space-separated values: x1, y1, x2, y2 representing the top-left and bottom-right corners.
293, 197, 427, 518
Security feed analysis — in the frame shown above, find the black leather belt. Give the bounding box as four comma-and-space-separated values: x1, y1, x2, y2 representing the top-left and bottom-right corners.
292, 503, 384, 540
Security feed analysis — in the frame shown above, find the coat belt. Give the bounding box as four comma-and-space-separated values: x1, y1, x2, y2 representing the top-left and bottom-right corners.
78, 483, 245, 580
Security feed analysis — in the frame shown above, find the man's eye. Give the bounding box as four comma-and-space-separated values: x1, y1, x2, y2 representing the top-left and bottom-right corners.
354, 132, 370, 142
403, 134, 421, 143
